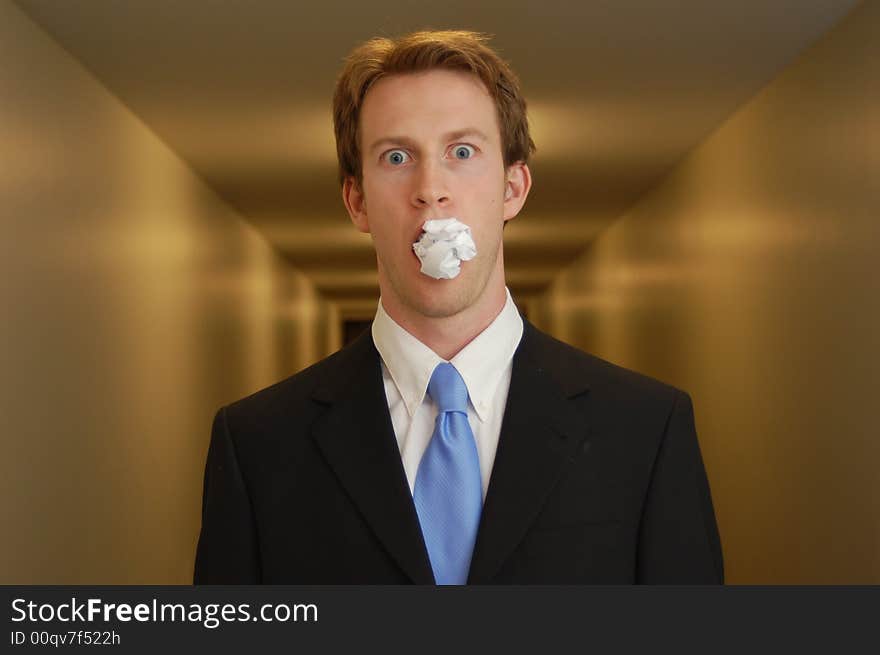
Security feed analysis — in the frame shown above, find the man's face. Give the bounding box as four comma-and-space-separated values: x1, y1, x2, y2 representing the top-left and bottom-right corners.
343, 69, 530, 320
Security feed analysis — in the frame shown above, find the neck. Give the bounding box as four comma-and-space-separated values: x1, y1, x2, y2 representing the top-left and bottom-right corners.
381, 282, 508, 361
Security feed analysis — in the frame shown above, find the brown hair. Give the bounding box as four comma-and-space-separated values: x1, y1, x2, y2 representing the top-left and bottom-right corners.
332, 30, 535, 187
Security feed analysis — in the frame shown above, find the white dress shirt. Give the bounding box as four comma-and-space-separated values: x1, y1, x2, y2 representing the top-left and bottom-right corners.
371, 288, 524, 501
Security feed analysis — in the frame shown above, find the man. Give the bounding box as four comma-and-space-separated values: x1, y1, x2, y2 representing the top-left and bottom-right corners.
194, 30, 723, 584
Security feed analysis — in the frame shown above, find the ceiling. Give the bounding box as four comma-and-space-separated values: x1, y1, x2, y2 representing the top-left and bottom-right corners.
15, 0, 860, 310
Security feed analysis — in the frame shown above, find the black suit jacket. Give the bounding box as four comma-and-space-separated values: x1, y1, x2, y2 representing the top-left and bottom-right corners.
194, 320, 723, 584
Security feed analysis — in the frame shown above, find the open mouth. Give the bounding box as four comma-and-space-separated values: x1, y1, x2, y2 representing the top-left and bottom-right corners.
410, 218, 476, 280
411, 217, 458, 244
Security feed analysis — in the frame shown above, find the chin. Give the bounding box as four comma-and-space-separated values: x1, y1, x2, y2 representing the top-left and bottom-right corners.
410, 295, 469, 319
401, 270, 488, 319
381, 249, 498, 321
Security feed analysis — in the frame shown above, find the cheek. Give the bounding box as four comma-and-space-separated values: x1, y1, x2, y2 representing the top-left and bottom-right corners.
468, 178, 506, 222
467, 167, 506, 206
362, 185, 402, 232
469, 218, 503, 259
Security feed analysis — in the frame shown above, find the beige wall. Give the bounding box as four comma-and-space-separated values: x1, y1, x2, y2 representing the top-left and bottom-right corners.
533, 1, 879, 583
0, 2, 334, 583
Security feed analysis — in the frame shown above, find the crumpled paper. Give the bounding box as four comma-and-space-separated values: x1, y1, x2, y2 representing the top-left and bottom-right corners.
412, 218, 477, 279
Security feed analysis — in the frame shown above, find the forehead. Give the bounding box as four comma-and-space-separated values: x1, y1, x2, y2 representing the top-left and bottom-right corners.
359, 69, 500, 142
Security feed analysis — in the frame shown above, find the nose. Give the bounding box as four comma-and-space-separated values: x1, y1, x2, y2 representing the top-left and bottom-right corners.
411, 160, 450, 209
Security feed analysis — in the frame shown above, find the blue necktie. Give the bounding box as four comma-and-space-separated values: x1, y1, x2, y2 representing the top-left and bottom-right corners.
413, 362, 483, 585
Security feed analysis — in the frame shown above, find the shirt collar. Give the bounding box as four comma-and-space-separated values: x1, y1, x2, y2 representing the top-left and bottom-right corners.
371, 288, 524, 422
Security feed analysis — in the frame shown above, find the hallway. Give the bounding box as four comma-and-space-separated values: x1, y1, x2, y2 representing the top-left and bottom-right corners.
2, 0, 877, 584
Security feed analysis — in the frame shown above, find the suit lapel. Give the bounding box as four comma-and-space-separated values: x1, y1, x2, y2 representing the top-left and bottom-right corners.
310, 330, 434, 584
468, 321, 591, 583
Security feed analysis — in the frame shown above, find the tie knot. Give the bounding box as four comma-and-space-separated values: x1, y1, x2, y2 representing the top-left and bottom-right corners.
427, 362, 469, 413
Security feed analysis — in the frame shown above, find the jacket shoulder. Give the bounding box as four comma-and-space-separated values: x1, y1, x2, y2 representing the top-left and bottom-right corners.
523, 322, 686, 406
220, 335, 362, 428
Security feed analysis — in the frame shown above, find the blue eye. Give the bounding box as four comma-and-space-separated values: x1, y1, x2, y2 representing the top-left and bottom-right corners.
453, 145, 475, 160
385, 149, 410, 165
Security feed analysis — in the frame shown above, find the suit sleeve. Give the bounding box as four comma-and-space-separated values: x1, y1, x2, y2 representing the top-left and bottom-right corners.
193, 407, 261, 584
636, 390, 724, 584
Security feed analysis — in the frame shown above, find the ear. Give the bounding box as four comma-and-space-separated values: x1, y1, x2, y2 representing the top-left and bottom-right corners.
342, 177, 370, 233
502, 162, 532, 223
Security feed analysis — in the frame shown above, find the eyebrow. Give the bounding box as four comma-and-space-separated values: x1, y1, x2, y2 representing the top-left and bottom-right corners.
367, 128, 491, 154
